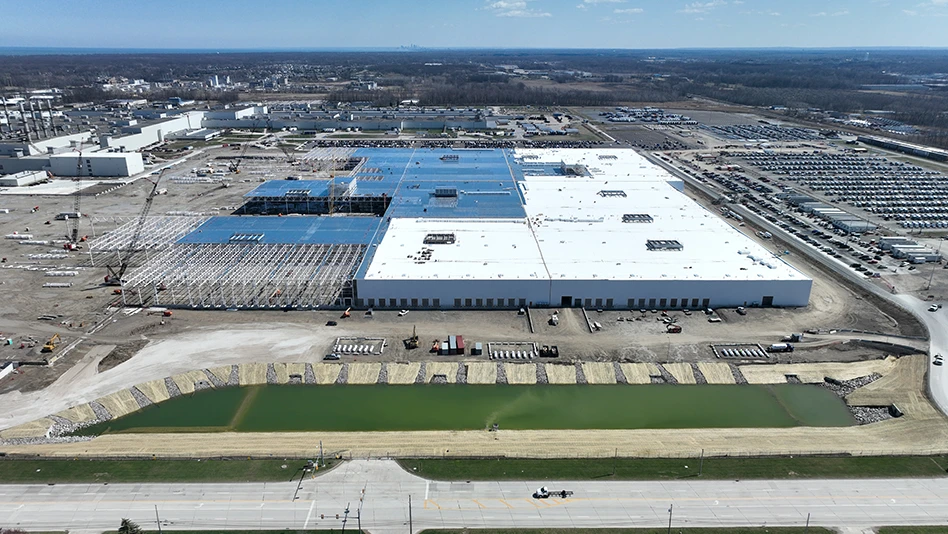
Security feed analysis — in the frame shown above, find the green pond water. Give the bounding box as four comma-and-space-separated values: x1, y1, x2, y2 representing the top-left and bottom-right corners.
75, 384, 855, 435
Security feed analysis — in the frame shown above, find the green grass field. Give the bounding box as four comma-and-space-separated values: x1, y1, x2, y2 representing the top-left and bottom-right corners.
0, 458, 334, 484
399, 455, 948, 481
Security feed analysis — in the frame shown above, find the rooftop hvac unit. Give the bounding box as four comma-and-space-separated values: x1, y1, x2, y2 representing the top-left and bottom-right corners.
433, 186, 458, 198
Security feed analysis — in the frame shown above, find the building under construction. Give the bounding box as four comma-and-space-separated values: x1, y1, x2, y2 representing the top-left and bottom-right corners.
92, 148, 812, 310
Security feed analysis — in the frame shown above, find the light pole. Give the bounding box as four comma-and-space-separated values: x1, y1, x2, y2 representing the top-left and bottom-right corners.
667, 504, 673, 534
927, 239, 943, 291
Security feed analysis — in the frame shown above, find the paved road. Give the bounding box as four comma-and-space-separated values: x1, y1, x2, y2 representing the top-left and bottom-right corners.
1, 460, 947, 534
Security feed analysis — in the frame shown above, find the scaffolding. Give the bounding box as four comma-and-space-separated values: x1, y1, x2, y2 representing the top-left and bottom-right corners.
119, 242, 366, 309
87, 216, 209, 268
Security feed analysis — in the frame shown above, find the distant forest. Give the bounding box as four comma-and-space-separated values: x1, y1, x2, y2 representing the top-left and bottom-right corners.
3, 48, 948, 143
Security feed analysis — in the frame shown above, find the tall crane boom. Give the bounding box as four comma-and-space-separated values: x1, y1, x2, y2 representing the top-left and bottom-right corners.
104, 170, 165, 285
66, 141, 84, 245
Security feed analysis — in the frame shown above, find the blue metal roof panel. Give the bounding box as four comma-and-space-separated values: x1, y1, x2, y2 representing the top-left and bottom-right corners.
178, 216, 382, 245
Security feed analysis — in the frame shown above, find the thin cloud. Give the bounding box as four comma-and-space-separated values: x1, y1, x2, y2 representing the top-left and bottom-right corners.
583, 0, 626, 3
484, 0, 551, 18
614, 7, 644, 14
678, 0, 726, 14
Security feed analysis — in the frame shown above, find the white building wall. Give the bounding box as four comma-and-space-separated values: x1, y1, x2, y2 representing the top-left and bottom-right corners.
354, 279, 549, 309
355, 277, 811, 309
49, 152, 144, 177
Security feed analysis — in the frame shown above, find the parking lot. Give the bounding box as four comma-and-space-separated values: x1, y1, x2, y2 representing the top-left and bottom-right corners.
733, 151, 948, 229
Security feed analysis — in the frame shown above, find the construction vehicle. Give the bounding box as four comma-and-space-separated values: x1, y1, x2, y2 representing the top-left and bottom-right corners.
549, 311, 559, 326
41, 334, 60, 353
229, 120, 260, 174
104, 169, 166, 285
404, 325, 419, 350
147, 309, 173, 317
767, 343, 794, 353
340, 307, 351, 319
533, 487, 573, 499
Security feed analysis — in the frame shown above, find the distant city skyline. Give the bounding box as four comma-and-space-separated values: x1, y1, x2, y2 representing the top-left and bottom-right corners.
2, 0, 947, 50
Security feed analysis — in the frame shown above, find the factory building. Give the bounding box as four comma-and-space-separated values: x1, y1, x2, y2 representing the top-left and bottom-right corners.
103, 148, 811, 310
49, 152, 144, 177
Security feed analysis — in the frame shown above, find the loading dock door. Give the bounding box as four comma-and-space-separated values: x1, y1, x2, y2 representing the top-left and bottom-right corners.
561, 295, 573, 307
762, 296, 774, 307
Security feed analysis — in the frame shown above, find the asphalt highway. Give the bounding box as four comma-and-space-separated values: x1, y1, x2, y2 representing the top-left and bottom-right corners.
1, 460, 947, 534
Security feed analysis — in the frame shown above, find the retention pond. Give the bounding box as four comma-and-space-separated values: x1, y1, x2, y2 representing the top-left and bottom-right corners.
76, 384, 855, 435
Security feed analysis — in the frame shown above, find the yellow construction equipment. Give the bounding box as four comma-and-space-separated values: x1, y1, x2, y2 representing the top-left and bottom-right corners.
404, 325, 419, 350
41, 334, 60, 353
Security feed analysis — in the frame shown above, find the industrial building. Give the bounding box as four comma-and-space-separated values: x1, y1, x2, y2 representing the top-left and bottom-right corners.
102, 148, 812, 310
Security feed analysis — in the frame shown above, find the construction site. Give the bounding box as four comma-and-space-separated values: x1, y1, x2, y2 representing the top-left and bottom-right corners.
0, 109, 946, 459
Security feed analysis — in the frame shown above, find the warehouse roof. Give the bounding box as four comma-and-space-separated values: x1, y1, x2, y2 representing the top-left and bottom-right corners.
178, 215, 381, 245
361, 148, 805, 283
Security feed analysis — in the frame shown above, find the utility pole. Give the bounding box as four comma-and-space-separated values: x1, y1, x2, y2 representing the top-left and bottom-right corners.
154, 505, 162, 534
342, 502, 350, 534
804, 512, 810, 534
698, 449, 704, 476
612, 447, 618, 476
667, 504, 673, 534
409, 495, 413, 534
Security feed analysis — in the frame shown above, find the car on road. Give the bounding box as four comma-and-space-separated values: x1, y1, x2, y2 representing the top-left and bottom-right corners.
326, 320, 338, 326
929, 304, 941, 312
323, 353, 340, 361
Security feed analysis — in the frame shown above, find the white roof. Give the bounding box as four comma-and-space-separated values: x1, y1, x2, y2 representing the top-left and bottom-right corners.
362, 218, 545, 281
363, 149, 807, 284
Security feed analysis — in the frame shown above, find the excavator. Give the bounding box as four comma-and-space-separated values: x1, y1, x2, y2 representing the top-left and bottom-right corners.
41, 334, 60, 353
403, 325, 419, 350
104, 169, 166, 285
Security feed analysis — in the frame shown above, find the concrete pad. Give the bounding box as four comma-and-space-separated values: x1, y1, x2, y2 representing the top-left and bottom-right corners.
271, 363, 290, 384
665, 362, 697, 384
208, 365, 233, 385
53, 404, 97, 425
387, 362, 421, 384
582, 362, 617, 384
465, 362, 497, 385
238, 363, 268, 386
0, 419, 53, 439
286, 363, 306, 379
135, 379, 171, 404
645, 363, 662, 377
172, 370, 211, 395
619, 363, 651, 384
741, 358, 897, 385
698, 362, 735, 384
545, 364, 577, 384
425, 362, 458, 384
505, 363, 537, 385
348, 362, 381, 384
312, 363, 341, 384
97, 389, 141, 418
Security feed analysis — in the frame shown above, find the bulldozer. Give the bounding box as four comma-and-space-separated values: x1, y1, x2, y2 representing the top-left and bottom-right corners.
41, 334, 60, 353
404, 325, 419, 350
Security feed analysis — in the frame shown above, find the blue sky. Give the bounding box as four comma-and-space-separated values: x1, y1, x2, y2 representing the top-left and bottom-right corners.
1, 0, 945, 49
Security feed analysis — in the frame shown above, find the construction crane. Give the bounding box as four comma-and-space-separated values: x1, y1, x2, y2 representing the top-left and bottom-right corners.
64, 140, 84, 247
104, 169, 166, 286
228, 119, 259, 174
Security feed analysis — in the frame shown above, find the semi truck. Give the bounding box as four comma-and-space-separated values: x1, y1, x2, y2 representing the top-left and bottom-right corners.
767, 343, 794, 353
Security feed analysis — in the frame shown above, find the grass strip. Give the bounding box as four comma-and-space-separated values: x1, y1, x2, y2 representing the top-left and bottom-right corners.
0, 458, 334, 484
399, 455, 948, 481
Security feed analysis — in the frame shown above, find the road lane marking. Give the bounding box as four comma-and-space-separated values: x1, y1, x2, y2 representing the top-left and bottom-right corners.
471, 500, 487, 509
303, 499, 315, 529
